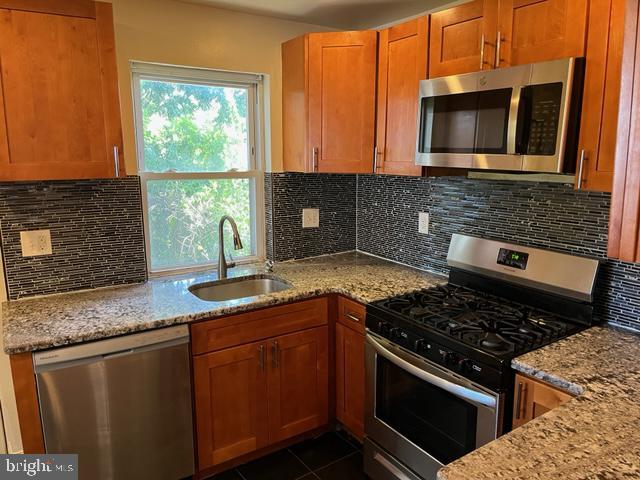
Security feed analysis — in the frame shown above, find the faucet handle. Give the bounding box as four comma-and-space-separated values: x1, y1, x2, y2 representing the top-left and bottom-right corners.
265, 259, 275, 273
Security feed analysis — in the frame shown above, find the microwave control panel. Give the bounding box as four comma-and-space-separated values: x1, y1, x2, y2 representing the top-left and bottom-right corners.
524, 82, 563, 156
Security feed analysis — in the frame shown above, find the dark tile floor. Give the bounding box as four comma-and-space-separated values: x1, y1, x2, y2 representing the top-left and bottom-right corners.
211, 431, 368, 480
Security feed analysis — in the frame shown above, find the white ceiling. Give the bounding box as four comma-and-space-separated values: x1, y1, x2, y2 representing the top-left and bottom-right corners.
181, 0, 458, 29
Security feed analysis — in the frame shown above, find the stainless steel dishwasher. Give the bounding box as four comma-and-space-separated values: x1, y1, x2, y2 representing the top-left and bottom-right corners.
33, 325, 194, 480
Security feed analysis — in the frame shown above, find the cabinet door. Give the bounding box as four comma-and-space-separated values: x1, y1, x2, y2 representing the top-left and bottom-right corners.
429, 0, 498, 78
497, 0, 588, 67
335, 323, 365, 440
0, 5, 123, 181
512, 374, 572, 428
267, 327, 329, 443
308, 31, 377, 173
193, 341, 269, 469
576, 0, 625, 192
376, 17, 427, 176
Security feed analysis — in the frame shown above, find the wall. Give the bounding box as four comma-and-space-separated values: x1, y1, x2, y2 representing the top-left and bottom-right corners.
109, 0, 332, 174
0, 178, 147, 300
267, 173, 640, 331
266, 173, 356, 260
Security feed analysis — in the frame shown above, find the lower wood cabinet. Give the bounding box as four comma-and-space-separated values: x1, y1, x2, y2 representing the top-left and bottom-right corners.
192, 299, 329, 472
512, 373, 573, 428
335, 297, 366, 440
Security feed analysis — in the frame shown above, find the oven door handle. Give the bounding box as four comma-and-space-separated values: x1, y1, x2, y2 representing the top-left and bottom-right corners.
367, 334, 497, 408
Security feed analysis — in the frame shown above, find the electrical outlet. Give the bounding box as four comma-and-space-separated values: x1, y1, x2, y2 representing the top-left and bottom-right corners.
20, 230, 52, 257
418, 212, 430, 234
302, 208, 320, 228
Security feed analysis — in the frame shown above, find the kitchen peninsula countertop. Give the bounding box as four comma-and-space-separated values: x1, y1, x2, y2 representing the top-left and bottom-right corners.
438, 325, 640, 480
2, 251, 444, 354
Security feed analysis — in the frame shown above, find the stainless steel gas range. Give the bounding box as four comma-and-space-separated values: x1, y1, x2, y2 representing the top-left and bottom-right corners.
363, 234, 600, 480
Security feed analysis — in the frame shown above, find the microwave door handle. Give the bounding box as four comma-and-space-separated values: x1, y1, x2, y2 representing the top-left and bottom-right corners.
507, 86, 523, 155
367, 334, 497, 408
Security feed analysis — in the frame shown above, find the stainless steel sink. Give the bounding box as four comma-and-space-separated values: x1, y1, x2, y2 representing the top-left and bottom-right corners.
189, 275, 291, 302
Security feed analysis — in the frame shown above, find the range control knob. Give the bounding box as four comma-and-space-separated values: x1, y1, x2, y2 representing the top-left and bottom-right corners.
378, 321, 391, 335
457, 358, 472, 374
389, 327, 401, 338
414, 338, 425, 352
440, 350, 455, 365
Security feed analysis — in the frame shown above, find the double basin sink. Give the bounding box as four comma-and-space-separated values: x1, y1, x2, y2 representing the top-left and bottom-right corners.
189, 274, 291, 302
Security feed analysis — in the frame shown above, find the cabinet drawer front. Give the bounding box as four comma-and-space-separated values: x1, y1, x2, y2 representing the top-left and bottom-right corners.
191, 298, 329, 355
337, 297, 366, 334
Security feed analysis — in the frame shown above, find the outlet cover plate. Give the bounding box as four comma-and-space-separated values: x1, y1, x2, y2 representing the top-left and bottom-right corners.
418, 212, 429, 234
20, 230, 52, 257
302, 208, 320, 228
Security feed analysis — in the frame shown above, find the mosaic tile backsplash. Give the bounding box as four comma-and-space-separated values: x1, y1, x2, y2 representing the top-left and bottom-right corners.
266, 173, 356, 261
356, 174, 639, 330
0, 177, 147, 300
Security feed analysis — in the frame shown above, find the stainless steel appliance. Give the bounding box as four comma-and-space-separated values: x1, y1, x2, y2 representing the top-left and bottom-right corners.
34, 326, 194, 480
415, 58, 584, 173
364, 234, 600, 480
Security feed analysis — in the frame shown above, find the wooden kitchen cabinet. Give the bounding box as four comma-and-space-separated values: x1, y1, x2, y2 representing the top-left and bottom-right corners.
282, 31, 377, 173
335, 297, 365, 440
430, 0, 588, 77
512, 373, 572, 428
576, 0, 626, 192
429, 0, 498, 78
0, 1, 125, 181
267, 327, 329, 443
376, 17, 427, 176
193, 340, 269, 468
497, 0, 588, 68
608, 0, 640, 261
191, 298, 329, 471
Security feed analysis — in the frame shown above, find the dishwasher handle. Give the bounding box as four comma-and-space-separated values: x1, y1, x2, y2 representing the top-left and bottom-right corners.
33, 325, 189, 373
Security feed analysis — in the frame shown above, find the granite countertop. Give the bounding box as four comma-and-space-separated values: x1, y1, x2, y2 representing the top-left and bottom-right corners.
439, 326, 640, 480
2, 251, 444, 354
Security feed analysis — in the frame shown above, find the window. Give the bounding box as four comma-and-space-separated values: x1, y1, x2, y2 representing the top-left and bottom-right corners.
132, 63, 265, 273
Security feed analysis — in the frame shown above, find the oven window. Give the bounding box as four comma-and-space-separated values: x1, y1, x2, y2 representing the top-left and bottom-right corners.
418, 89, 511, 155
376, 356, 478, 465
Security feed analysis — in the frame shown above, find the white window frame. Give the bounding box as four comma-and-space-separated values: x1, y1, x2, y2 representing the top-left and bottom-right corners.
131, 61, 266, 276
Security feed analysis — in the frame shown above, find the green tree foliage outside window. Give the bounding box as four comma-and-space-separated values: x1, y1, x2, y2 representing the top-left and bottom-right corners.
139, 79, 255, 271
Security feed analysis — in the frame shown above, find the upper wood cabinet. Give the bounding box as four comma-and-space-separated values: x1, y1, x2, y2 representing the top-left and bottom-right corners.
0, 1, 125, 181
497, 0, 588, 67
282, 31, 377, 174
375, 17, 427, 176
430, 0, 588, 77
512, 373, 572, 429
608, 0, 640, 261
576, 0, 626, 192
429, 0, 498, 77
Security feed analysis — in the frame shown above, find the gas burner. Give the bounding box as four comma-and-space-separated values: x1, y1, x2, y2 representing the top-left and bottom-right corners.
372, 284, 582, 357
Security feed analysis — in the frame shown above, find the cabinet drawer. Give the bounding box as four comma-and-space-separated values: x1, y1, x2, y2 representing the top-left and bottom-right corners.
337, 297, 366, 334
191, 298, 328, 355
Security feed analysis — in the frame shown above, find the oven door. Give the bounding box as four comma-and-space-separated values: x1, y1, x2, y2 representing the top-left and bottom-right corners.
365, 333, 502, 480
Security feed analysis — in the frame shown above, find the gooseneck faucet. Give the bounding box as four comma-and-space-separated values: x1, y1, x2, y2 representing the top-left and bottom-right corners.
217, 215, 244, 279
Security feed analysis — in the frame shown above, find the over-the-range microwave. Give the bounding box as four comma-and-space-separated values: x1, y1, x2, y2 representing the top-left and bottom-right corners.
415, 57, 585, 173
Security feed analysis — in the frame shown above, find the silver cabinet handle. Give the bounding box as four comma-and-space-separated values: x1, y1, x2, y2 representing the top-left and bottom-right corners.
367, 334, 497, 408
312, 147, 319, 172
113, 146, 120, 177
515, 381, 524, 420
345, 312, 362, 323
495, 30, 502, 68
577, 149, 586, 190
258, 344, 265, 372
373, 146, 379, 172
272, 340, 279, 369
373, 453, 414, 480
480, 33, 486, 70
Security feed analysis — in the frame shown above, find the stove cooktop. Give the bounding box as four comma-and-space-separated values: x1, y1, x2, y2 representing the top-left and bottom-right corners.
371, 284, 584, 359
